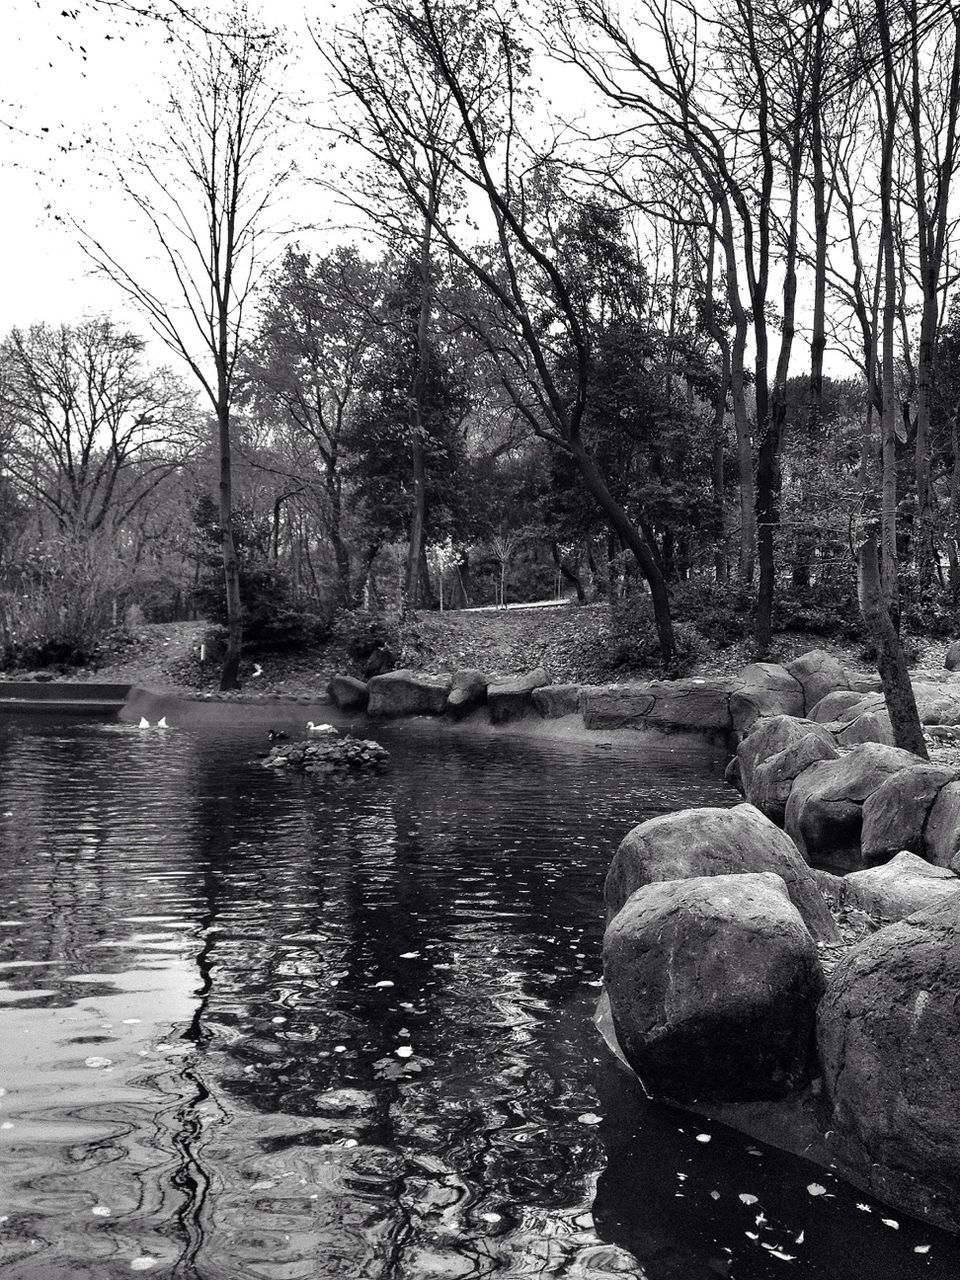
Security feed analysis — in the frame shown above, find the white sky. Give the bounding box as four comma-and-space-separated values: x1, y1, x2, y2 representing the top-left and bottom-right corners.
1, 0, 839, 380
0, 0, 350, 340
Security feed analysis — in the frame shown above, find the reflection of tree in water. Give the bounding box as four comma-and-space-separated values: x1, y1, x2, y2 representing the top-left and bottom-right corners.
168, 737, 616, 1276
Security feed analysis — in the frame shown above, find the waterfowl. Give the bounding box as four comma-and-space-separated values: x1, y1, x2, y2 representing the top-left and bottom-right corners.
157, 716, 169, 729
306, 722, 337, 734
138, 716, 150, 728
268, 729, 289, 742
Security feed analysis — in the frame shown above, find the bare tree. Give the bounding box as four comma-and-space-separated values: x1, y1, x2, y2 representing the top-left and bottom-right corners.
0, 316, 197, 537
78, 15, 286, 689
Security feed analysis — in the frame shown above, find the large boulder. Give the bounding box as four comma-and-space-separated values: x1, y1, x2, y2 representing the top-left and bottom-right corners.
605, 802, 840, 943
817, 895, 960, 1233
925, 779, 960, 866
786, 649, 850, 714
445, 668, 488, 720
912, 680, 960, 724
749, 732, 840, 826
845, 670, 883, 693
605, 872, 824, 1103
945, 640, 960, 672
723, 755, 744, 795
835, 709, 894, 747
580, 678, 738, 733
532, 682, 580, 718
367, 669, 452, 718
729, 663, 805, 736
916, 695, 960, 725
835, 692, 886, 724
736, 714, 835, 796
859, 763, 959, 863
327, 674, 369, 712
487, 667, 551, 724
838, 851, 960, 922
808, 689, 868, 724
784, 743, 927, 871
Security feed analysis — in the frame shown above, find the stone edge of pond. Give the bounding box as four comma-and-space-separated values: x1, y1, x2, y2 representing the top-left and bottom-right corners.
112, 682, 731, 749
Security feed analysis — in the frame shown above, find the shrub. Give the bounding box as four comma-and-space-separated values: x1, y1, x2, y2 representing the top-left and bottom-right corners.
329, 609, 397, 663
777, 578, 864, 640
608, 593, 703, 678
898, 571, 960, 639
669, 581, 754, 648
193, 560, 327, 653
0, 536, 124, 670
858, 636, 921, 668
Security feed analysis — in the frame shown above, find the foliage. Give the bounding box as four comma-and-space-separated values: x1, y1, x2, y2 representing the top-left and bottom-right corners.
329, 609, 397, 662
899, 571, 960, 639
0, 537, 125, 669
608, 592, 704, 677
668, 581, 755, 648
191, 495, 326, 652
344, 257, 471, 549
776, 579, 864, 641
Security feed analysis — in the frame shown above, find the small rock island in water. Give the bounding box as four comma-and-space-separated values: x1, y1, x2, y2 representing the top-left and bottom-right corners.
261, 733, 389, 776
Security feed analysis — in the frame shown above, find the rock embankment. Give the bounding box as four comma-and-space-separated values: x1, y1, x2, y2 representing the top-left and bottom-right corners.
602, 745, 960, 1232
325, 647, 875, 737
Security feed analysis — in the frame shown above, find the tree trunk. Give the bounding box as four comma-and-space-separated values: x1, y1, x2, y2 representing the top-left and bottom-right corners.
217, 400, 243, 692
859, 535, 927, 757
570, 439, 675, 663
712, 369, 729, 584
404, 200, 437, 610
950, 415, 960, 601
551, 539, 586, 602
877, 0, 901, 623
809, 0, 829, 424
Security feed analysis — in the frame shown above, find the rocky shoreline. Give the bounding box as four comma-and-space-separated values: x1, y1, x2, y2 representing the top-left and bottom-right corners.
30, 646, 960, 1233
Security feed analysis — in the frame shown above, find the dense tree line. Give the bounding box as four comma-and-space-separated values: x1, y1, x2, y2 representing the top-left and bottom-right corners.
3, 0, 960, 738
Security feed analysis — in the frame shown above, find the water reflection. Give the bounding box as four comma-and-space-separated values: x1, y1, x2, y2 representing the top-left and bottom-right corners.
0, 718, 956, 1278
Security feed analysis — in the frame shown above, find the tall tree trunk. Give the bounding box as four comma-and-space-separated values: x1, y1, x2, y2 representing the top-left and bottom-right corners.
712, 364, 730, 584
551, 540, 586, 602
570, 439, 675, 662
325, 473, 352, 610
949, 415, 960, 601
809, 0, 829, 424
404, 197, 437, 610
757, 139, 802, 654
720, 219, 756, 583
907, 0, 960, 590
859, 535, 927, 757
877, 0, 901, 623
217, 396, 243, 691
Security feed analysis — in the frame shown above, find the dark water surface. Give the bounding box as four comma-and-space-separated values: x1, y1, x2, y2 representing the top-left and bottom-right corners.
0, 716, 957, 1280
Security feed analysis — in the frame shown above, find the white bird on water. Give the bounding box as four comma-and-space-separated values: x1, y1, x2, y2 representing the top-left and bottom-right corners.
137, 716, 170, 729
306, 721, 337, 734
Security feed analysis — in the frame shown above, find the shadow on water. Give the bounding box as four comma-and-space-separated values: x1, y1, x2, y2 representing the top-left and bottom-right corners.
0, 716, 957, 1278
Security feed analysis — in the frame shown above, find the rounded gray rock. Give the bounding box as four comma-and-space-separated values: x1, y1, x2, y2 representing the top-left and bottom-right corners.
605, 872, 824, 1103
605, 801, 840, 943
818, 894, 960, 1232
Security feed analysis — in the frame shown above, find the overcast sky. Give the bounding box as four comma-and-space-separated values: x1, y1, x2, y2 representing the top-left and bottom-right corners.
0, 0, 349, 342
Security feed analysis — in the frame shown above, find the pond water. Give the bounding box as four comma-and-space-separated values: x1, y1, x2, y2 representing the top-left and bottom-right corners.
0, 715, 958, 1280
